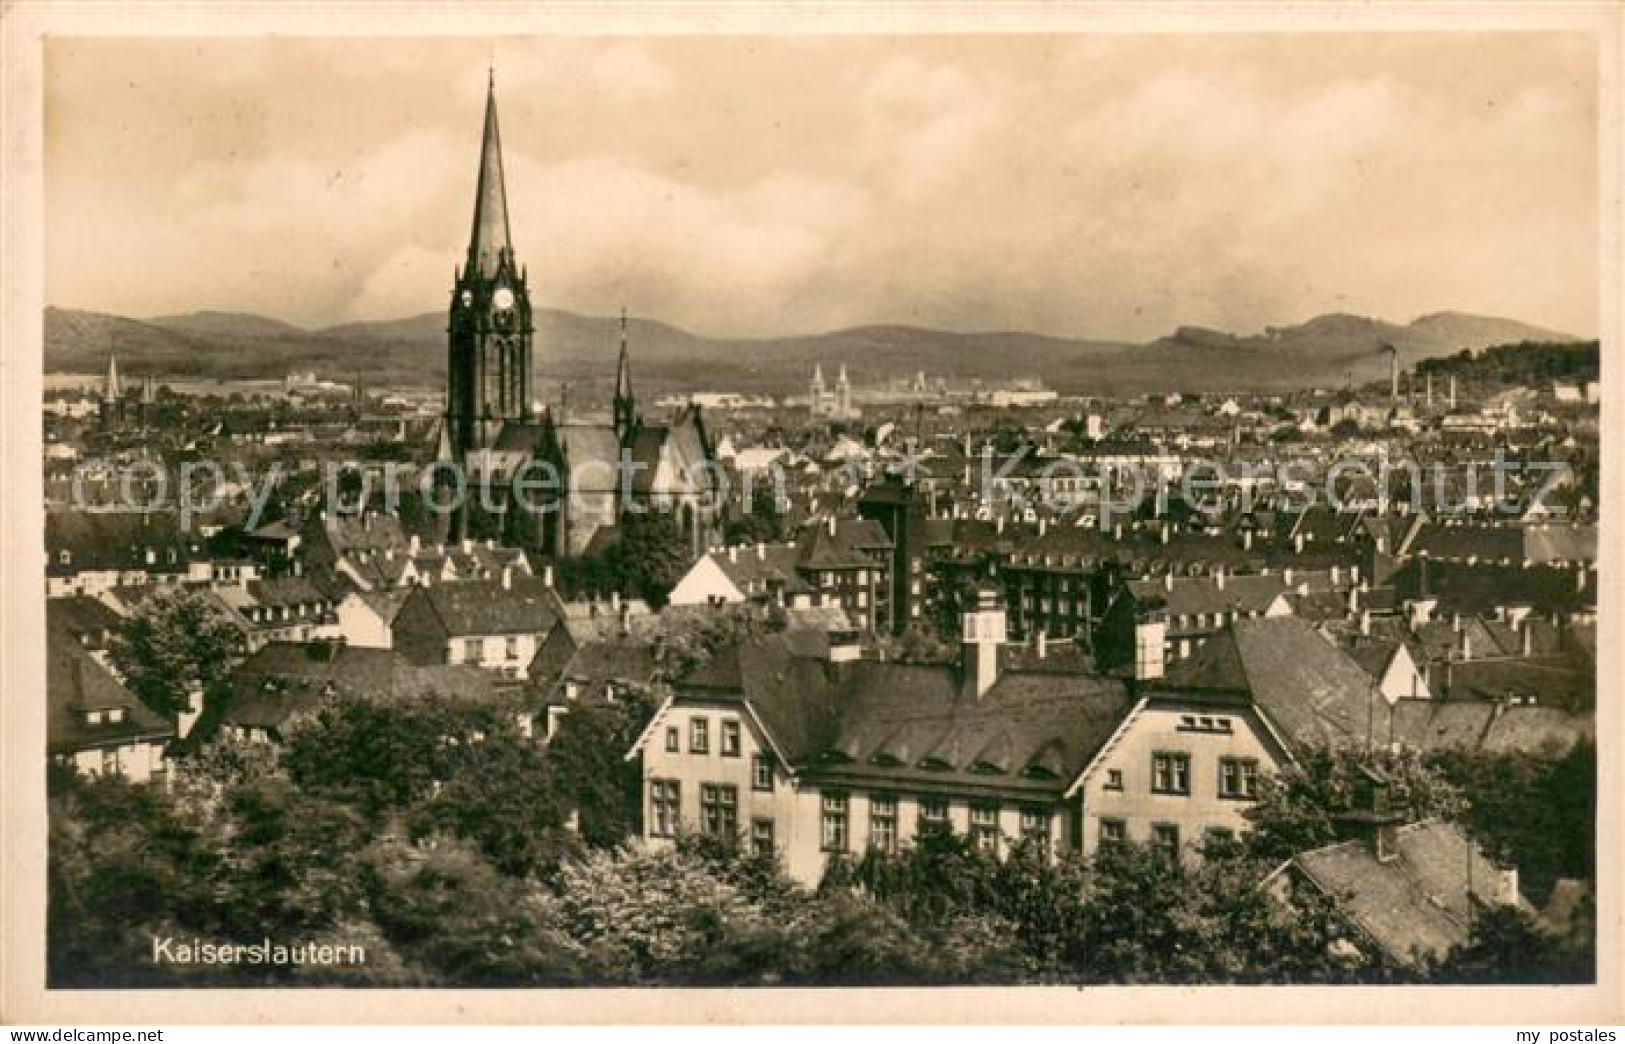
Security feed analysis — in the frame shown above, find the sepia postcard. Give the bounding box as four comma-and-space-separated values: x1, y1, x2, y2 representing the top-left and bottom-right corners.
1, 0, 1620, 1027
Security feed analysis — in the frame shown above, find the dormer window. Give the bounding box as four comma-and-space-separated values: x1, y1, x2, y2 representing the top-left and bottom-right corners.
58, 551, 72, 566
107, 707, 125, 724
84, 709, 103, 725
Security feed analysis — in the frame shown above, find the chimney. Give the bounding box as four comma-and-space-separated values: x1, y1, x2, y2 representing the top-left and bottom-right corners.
1460, 632, 1472, 661
756, 542, 766, 561
1243, 529, 1253, 551
611, 590, 621, 611
462, 538, 473, 554
1160, 522, 1170, 545
1521, 623, 1534, 658
501, 565, 512, 590
1038, 517, 1048, 537
543, 564, 554, 588
1163, 571, 1175, 592
729, 546, 739, 563
1113, 521, 1124, 542
1293, 532, 1305, 554
828, 515, 838, 537
176, 679, 205, 741
409, 534, 421, 555
1283, 567, 1294, 587
1494, 867, 1520, 908
1214, 567, 1226, 591
960, 586, 1006, 699
1577, 566, 1588, 594
1331, 565, 1342, 587
1360, 609, 1371, 636
1134, 610, 1167, 681
1035, 630, 1047, 660
619, 601, 631, 637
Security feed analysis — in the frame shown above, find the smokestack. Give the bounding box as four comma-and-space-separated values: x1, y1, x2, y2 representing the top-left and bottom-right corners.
1449, 375, 1457, 410
960, 587, 1005, 700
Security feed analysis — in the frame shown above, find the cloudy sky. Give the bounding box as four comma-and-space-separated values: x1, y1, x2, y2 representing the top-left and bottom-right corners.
45, 34, 1596, 340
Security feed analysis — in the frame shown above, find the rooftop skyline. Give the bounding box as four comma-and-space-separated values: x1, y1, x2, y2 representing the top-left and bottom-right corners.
45, 34, 1597, 340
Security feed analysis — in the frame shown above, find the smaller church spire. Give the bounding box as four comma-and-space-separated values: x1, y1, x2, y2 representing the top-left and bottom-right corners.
104, 354, 122, 402
613, 307, 636, 439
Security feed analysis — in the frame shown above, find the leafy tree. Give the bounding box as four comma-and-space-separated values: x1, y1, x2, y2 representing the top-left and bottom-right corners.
1429, 742, 1595, 904
604, 510, 691, 607
110, 589, 241, 718
545, 691, 659, 848
1432, 904, 1592, 984
364, 837, 582, 986
1244, 744, 1466, 863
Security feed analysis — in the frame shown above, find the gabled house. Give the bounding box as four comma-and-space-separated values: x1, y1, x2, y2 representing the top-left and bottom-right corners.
391, 573, 566, 679
627, 590, 1137, 886
1265, 773, 1531, 969
49, 627, 174, 782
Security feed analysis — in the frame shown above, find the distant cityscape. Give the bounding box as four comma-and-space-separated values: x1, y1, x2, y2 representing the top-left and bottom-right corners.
42, 73, 1599, 990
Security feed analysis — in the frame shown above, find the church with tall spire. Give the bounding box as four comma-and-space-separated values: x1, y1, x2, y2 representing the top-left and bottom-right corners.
441, 73, 718, 561
443, 70, 534, 459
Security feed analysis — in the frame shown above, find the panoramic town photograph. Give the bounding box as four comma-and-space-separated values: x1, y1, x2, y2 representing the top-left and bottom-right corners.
34, 31, 1599, 992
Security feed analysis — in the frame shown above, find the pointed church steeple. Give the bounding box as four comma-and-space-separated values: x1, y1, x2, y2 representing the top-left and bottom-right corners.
104, 354, 122, 402
613, 307, 636, 440
467, 70, 513, 280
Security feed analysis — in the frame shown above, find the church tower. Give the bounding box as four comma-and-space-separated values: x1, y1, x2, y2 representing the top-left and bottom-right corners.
446, 72, 534, 458
612, 307, 636, 441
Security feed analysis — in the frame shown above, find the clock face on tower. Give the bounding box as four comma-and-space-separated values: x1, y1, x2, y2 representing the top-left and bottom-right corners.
461, 290, 473, 308
493, 286, 515, 311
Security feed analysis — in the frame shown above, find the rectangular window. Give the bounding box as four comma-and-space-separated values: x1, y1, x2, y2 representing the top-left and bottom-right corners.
1152, 752, 1191, 795
721, 719, 742, 758
462, 637, 483, 663
1219, 758, 1259, 800
689, 717, 709, 754
751, 818, 775, 857
1104, 768, 1124, 791
1098, 817, 1126, 845
1019, 806, 1050, 847
869, 794, 898, 853
1151, 822, 1181, 860
752, 753, 775, 792
664, 726, 679, 753
649, 779, 680, 838
969, 801, 1001, 853
700, 784, 738, 839
917, 795, 950, 834
505, 635, 520, 660
821, 792, 850, 852
100, 748, 119, 774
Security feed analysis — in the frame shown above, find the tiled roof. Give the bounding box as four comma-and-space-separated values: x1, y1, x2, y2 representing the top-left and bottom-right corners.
1162, 617, 1379, 749
672, 634, 1134, 799
48, 627, 174, 754
1408, 523, 1525, 563
1522, 524, 1597, 564
1290, 819, 1528, 967
46, 596, 124, 647
45, 510, 196, 575
222, 643, 503, 731
413, 576, 563, 636
1394, 559, 1594, 616
1125, 574, 1289, 619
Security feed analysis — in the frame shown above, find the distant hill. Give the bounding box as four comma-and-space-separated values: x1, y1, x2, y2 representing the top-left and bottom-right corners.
43, 305, 1577, 396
